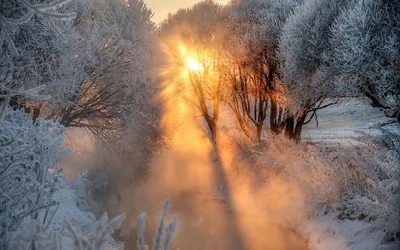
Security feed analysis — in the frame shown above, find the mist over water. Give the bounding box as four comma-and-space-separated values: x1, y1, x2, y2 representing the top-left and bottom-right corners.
107, 80, 310, 249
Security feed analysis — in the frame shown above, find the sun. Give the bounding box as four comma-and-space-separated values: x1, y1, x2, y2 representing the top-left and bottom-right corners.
185, 56, 204, 72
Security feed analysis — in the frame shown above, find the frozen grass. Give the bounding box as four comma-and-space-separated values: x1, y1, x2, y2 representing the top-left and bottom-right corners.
234, 129, 400, 248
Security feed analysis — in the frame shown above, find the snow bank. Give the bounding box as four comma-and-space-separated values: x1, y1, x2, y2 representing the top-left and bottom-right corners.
49, 173, 122, 249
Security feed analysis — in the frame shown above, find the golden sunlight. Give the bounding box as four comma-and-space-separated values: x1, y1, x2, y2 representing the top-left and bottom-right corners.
185, 56, 204, 72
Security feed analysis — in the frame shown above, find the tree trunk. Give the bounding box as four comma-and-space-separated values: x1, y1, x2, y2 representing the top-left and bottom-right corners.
255, 124, 262, 142
270, 97, 279, 134
364, 90, 384, 108
32, 106, 41, 123
203, 112, 219, 141
284, 116, 295, 139
293, 113, 307, 143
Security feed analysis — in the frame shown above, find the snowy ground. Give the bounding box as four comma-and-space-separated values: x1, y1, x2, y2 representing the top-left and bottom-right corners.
301, 98, 399, 250
302, 98, 399, 144
314, 211, 398, 250
53, 98, 399, 250
302, 208, 400, 250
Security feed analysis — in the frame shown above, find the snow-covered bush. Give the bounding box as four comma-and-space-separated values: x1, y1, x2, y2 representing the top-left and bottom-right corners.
0, 107, 66, 248
0, 108, 177, 249
63, 212, 126, 250
7, 204, 126, 250
327, 131, 400, 238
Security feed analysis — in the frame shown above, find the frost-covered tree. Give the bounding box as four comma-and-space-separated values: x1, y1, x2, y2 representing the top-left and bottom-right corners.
220, 0, 271, 141
279, 0, 400, 122
222, 0, 305, 141
158, 0, 224, 139
279, 0, 352, 111
44, 0, 158, 138
0, 0, 83, 114
327, 0, 400, 121
1, 0, 158, 137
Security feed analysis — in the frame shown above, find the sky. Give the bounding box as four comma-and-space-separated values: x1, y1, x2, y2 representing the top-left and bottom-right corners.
144, 0, 229, 24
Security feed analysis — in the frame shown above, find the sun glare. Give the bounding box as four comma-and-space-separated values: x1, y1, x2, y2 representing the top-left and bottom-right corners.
185, 56, 204, 72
